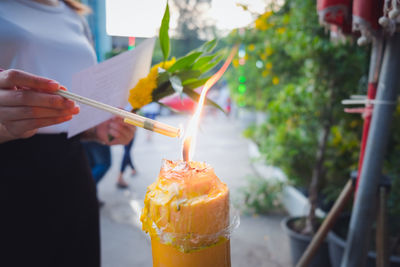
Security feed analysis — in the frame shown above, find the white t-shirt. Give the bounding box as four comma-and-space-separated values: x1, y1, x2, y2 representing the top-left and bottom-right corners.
0, 0, 97, 133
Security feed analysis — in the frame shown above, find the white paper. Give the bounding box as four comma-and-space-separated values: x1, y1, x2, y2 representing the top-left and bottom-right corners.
67, 38, 155, 137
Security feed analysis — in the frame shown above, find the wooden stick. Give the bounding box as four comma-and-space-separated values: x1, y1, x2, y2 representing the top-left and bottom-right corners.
296, 180, 354, 267
56, 90, 180, 138
376, 186, 389, 267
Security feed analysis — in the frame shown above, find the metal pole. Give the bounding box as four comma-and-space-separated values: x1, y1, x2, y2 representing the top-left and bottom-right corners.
341, 32, 400, 267
355, 33, 384, 192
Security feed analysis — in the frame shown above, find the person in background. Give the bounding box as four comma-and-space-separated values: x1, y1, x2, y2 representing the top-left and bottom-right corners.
217, 80, 232, 116
116, 126, 137, 188
141, 102, 160, 142
83, 142, 111, 185
83, 141, 111, 205
0, 1, 136, 266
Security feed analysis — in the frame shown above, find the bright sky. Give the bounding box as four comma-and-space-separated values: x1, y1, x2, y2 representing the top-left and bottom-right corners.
209, 0, 268, 32
106, 0, 269, 38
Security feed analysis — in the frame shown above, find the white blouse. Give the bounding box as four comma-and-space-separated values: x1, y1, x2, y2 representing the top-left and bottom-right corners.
0, 0, 97, 133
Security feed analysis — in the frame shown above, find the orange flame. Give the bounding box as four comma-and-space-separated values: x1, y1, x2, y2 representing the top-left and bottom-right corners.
182, 45, 238, 161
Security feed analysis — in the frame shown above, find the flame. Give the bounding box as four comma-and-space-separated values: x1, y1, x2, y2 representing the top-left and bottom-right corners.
182, 45, 238, 161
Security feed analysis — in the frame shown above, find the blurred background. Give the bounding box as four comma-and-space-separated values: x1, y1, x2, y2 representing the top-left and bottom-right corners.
80, 0, 400, 266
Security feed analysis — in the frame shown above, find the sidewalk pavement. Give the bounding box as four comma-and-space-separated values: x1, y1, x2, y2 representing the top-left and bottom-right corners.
98, 114, 292, 267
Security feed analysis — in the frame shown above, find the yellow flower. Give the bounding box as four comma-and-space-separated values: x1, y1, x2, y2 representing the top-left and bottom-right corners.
272, 76, 279, 85
233, 58, 239, 68
261, 11, 273, 20
128, 58, 176, 109
266, 62, 272, 70
255, 11, 274, 31
265, 47, 273, 56
262, 69, 270, 77
260, 53, 267, 60
276, 27, 286, 34
128, 77, 156, 109
255, 18, 268, 31
248, 44, 255, 51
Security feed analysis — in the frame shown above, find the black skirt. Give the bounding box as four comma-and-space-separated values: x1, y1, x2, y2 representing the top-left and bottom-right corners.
0, 134, 100, 267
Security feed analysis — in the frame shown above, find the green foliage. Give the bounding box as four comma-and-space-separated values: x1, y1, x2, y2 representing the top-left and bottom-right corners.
224, 0, 368, 196
238, 176, 285, 215
198, 39, 218, 53
152, 38, 205, 65
225, 1, 400, 239
149, 3, 225, 112
159, 2, 170, 61
168, 51, 203, 73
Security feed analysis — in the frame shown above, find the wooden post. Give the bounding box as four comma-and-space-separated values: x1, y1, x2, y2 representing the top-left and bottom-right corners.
296, 180, 353, 267
376, 186, 389, 267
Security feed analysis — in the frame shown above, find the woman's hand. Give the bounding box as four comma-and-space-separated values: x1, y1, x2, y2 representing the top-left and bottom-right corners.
0, 69, 79, 143
95, 116, 136, 145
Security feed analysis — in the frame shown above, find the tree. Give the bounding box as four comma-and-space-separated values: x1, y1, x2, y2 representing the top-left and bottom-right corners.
151, 0, 217, 64
170, 0, 216, 56
225, 0, 368, 234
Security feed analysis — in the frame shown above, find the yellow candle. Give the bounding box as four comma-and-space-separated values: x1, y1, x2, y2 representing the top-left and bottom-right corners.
141, 160, 231, 267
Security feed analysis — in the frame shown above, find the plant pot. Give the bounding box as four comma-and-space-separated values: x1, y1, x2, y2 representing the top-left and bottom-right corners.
282, 216, 332, 267
328, 225, 400, 267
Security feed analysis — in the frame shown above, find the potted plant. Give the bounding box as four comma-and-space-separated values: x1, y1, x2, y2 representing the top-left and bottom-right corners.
225, 0, 367, 266
237, 175, 286, 215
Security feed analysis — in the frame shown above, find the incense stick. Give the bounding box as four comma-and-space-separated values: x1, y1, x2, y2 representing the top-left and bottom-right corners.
56, 90, 180, 138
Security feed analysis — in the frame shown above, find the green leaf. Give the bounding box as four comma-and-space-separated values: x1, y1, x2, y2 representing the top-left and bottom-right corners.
183, 87, 226, 114
169, 76, 183, 94
157, 68, 170, 86
159, 2, 170, 61
168, 51, 203, 73
199, 54, 223, 73
152, 82, 175, 102
182, 76, 211, 89
198, 39, 218, 53
192, 54, 220, 70
175, 70, 201, 81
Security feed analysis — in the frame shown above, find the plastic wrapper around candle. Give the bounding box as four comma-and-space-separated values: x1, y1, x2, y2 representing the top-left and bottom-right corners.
140, 159, 240, 254
152, 205, 240, 252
